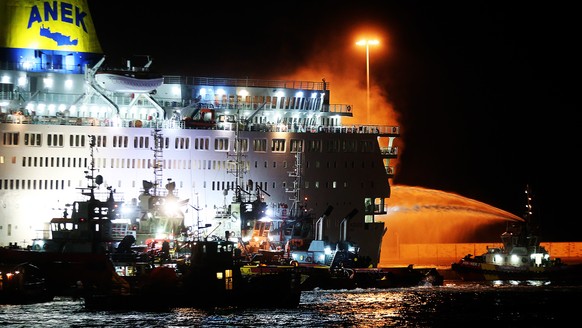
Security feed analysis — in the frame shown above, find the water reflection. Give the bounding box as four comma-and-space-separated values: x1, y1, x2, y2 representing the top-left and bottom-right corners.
2, 285, 580, 327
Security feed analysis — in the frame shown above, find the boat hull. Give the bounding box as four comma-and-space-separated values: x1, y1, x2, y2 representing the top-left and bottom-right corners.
82, 264, 302, 311
94, 72, 164, 93
0, 248, 116, 297
451, 260, 582, 283
297, 265, 443, 290
0, 262, 55, 304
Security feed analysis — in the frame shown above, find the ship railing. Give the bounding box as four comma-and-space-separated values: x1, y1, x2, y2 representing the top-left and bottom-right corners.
0, 113, 400, 136
321, 104, 352, 114
2, 91, 353, 117
312, 125, 399, 135
0, 60, 86, 74
163, 76, 327, 91
159, 99, 353, 114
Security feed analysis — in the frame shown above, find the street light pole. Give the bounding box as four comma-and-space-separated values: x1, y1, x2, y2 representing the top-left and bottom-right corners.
356, 39, 379, 124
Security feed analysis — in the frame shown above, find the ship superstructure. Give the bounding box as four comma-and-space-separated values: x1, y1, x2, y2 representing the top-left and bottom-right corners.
0, 0, 399, 266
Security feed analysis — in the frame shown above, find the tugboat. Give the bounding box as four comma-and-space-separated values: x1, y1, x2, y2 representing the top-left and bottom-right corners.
84, 238, 302, 311
0, 135, 124, 299
83, 130, 301, 310
0, 135, 302, 309
451, 185, 582, 283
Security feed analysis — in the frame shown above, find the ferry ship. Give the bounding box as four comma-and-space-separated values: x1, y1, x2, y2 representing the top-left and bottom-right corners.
0, 0, 399, 267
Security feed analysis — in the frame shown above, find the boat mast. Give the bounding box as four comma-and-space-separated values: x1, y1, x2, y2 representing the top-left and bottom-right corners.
228, 110, 246, 203
524, 184, 540, 247
82, 135, 98, 200
152, 128, 164, 198
287, 147, 303, 218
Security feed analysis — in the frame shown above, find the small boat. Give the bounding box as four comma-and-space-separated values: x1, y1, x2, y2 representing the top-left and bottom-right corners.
0, 136, 134, 300
93, 57, 164, 93
0, 262, 54, 304
290, 240, 443, 290
94, 70, 163, 93
451, 185, 582, 283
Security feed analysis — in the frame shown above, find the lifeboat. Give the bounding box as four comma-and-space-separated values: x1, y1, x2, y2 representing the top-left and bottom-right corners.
94, 69, 163, 93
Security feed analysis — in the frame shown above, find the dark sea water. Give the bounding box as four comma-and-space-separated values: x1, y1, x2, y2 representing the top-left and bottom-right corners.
1, 281, 580, 327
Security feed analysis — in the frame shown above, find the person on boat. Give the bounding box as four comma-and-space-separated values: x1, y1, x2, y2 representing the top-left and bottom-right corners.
157, 240, 171, 264
116, 235, 136, 253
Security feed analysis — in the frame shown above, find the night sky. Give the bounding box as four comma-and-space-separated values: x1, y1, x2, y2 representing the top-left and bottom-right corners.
88, 1, 581, 241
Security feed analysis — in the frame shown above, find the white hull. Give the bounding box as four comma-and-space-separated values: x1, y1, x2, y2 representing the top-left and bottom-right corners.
0, 0, 398, 266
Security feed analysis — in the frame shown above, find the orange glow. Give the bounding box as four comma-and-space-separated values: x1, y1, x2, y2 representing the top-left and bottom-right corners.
356, 39, 380, 46
276, 27, 402, 173
275, 29, 527, 248
379, 185, 523, 244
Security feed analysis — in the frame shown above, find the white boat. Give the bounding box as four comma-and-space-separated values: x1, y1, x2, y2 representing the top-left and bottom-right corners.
0, 0, 399, 267
94, 69, 164, 94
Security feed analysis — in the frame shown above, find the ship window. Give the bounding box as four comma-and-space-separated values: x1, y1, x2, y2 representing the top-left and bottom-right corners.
315, 181, 319, 189
2, 132, 20, 146
214, 138, 229, 151
134, 136, 150, 149
96, 135, 107, 147
194, 137, 209, 150
235, 139, 249, 152
271, 139, 285, 152
69, 134, 86, 148
113, 136, 128, 148
290, 139, 303, 152
307, 140, 321, 152
175, 137, 189, 149
47, 134, 64, 147
24, 133, 42, 146
326, 139, 339, 152
253, 139, 267, 152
